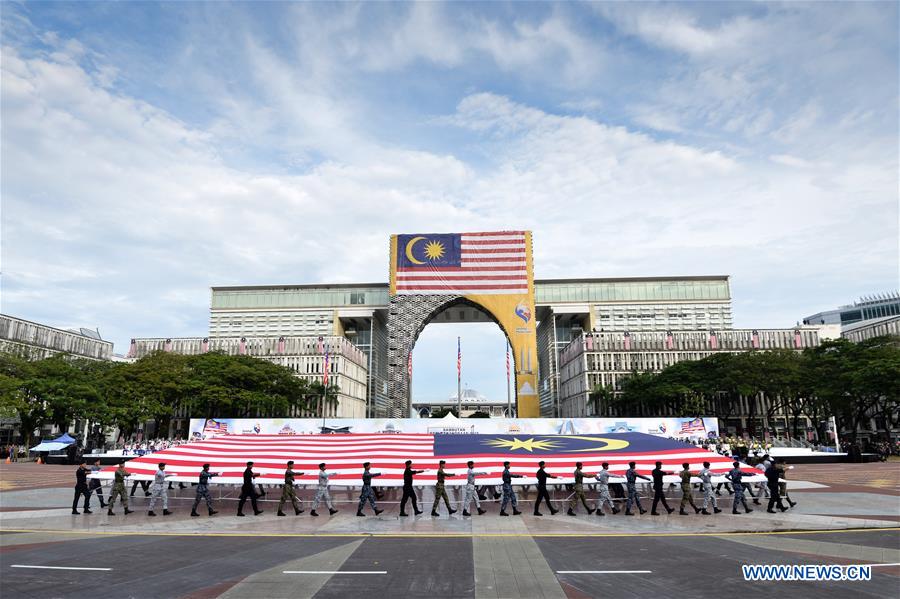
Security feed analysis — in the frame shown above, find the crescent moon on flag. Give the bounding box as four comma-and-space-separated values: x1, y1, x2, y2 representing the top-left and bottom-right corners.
405, 236, 426, 265
557, 435, 631, 451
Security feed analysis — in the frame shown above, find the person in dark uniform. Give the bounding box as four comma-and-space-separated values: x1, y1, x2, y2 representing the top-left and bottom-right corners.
399, 460, 425, 517
130, 478, 151, 497
190, 464, 220, 517
650, 461, 675, 515
431, 460, 457, 516
356, 462, 383, 516
533, 460, 558, 516
237, 461, 263, 516
88, 458, 107, 508
567, 462, 595, 516
499, 461, 523, 516
766, 459, 789, 513
72, 460, 92, 515
724, 461, 753, 514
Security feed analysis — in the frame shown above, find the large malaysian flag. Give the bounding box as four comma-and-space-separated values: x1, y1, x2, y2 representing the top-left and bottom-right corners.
98, 433, 761, 486
394, 231, 528, 295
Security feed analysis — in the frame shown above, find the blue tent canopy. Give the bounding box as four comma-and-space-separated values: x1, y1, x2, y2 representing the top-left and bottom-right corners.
52, 433, 77, 444
30, 433, 77, 452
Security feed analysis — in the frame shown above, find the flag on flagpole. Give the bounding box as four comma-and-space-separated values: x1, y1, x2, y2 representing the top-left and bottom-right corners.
201, 338, 209, 353
238, 337, 247, 355
277, 336, 285, 354
752, 330, 760, 349
323, 350, 330, 387
407, 350, 413, 381
623, 331, 631, 351
506, 344, 510, 381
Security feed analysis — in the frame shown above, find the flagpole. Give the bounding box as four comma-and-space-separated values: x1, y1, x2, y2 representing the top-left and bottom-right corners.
506, 341, 511, 418
457, 336, 461, 417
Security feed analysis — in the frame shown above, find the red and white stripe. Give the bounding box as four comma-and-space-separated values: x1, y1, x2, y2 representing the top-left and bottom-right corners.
396, 231, 528, 295
97, 434, 762, 486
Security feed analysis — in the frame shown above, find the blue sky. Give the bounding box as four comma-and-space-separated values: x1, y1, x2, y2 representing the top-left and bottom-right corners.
2, 1, 898, 402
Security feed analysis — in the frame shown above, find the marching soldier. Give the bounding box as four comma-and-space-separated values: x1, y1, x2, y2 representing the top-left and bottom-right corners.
462, 460, 487, 517
593, 462, 619, 516
399, 460, 425, 517
499, 461, 523, 516
699, 461, 722, 515
311, 462, 339, 517
88, 458, 107, 508
277, 460, 305, 516
752, 454, 772, 504
534, 460, 558, 516
237, 461, 263, 516
678, 463, 700, 515
567, 462, 595, 516
724, 461, 753, 514
766, 458, 789, 513
356, 462, 384, 516
107, 460, 133, 515
72, 460, 92, 515
191, 463, 221, 517
148, 462, 174, 516
624, 461, 650, 516
779, 462, 797, 508
650, 461, 675, 515
431, 460, 457, 516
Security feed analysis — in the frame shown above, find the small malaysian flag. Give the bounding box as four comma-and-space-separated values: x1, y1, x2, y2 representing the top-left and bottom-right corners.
201, 338, 209, 353
665, 331, 674, 350
407, 350, 413, 381
457, 337, 462, 381
752, 330, 760, 349
708, 331, 718, 350
323, 350, 330, 387
127, 339, 136, 358
794, 330, 802, 349
164, 338, 172, 352
277, 336, 286, 354
395, 231, 528, 295
623, 331, 631, 351
239, 337, 247, 355
506, 344, 510, 380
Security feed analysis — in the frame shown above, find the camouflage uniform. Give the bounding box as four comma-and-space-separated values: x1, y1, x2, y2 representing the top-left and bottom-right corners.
192, 470, 219, 512
593, 470, 616, 512
624, 467, 649, 513
312, 470, 336, 511
431, 466, 454, 513
699, 467, 717, 510
462, 467, 486, 513
278, 468, 303, 514
499, 467, 522, 513
679, 469, 698, 512
108, 466, 129, 511
357, 470, 381, 513
147, 469, 170, 511
568, 469, 593, 513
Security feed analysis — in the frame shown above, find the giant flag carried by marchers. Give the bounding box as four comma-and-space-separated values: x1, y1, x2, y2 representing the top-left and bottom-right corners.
98, 433, 762, 485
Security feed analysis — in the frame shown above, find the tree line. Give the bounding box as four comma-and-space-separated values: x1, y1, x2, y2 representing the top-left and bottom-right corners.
0, 350, 338, 447
591, 336, 900, 441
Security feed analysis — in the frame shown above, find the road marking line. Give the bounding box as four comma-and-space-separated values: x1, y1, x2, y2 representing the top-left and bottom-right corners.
557, 570, 651, 574
283, 571, 386, 574
868, 563, 900, 567
10, 565, 112, 571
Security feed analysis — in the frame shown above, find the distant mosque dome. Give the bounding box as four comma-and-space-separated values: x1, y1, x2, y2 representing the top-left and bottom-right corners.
448, 389, 489, 402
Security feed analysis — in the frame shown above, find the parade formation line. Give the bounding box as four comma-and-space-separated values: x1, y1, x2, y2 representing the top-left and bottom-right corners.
556, 570, 653, 574
282, 570, 387, 575
3, 527, 898, 539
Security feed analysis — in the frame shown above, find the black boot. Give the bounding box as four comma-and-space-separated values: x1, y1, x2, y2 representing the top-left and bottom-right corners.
83, 509, 93, 514
209, 509, 217, 516
124, 508, 133, 515
329, 508, 338, 515
567, 509, 577, 516
701, 509, 710, 515
356, 511, 365, 517
311, 510, 319, 517
513, 509, 522, 515
679, 509, 688, 515
374, 508, 383, 515
431, 510, 440, 517
732, 509, 740, 514
163, 509, 172, 515
107, 509, 115, 516
713, 507, 722, 514
295, 508, 303, 515
448, 508, 457, 515
148, 511, 156, 516
499, 511, 509, 516
612, 508, 620, 515
477, 508, 486, 515
462, 510, 471, 517
237, 512, 245, 517
277, 511, 286, 517
191, 511, 200, 517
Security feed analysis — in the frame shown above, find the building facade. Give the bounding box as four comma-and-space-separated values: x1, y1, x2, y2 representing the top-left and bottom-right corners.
209, 276, 734, 418
0, 314, 113, 361
803, 293, 900, 327
129, 335, 369, 419
840, 316, 900, 344
557, 327, 827, 434
412, 389, 514, 418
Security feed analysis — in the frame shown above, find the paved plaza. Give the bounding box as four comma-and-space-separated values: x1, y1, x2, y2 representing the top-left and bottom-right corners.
1, 462, 898, 598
